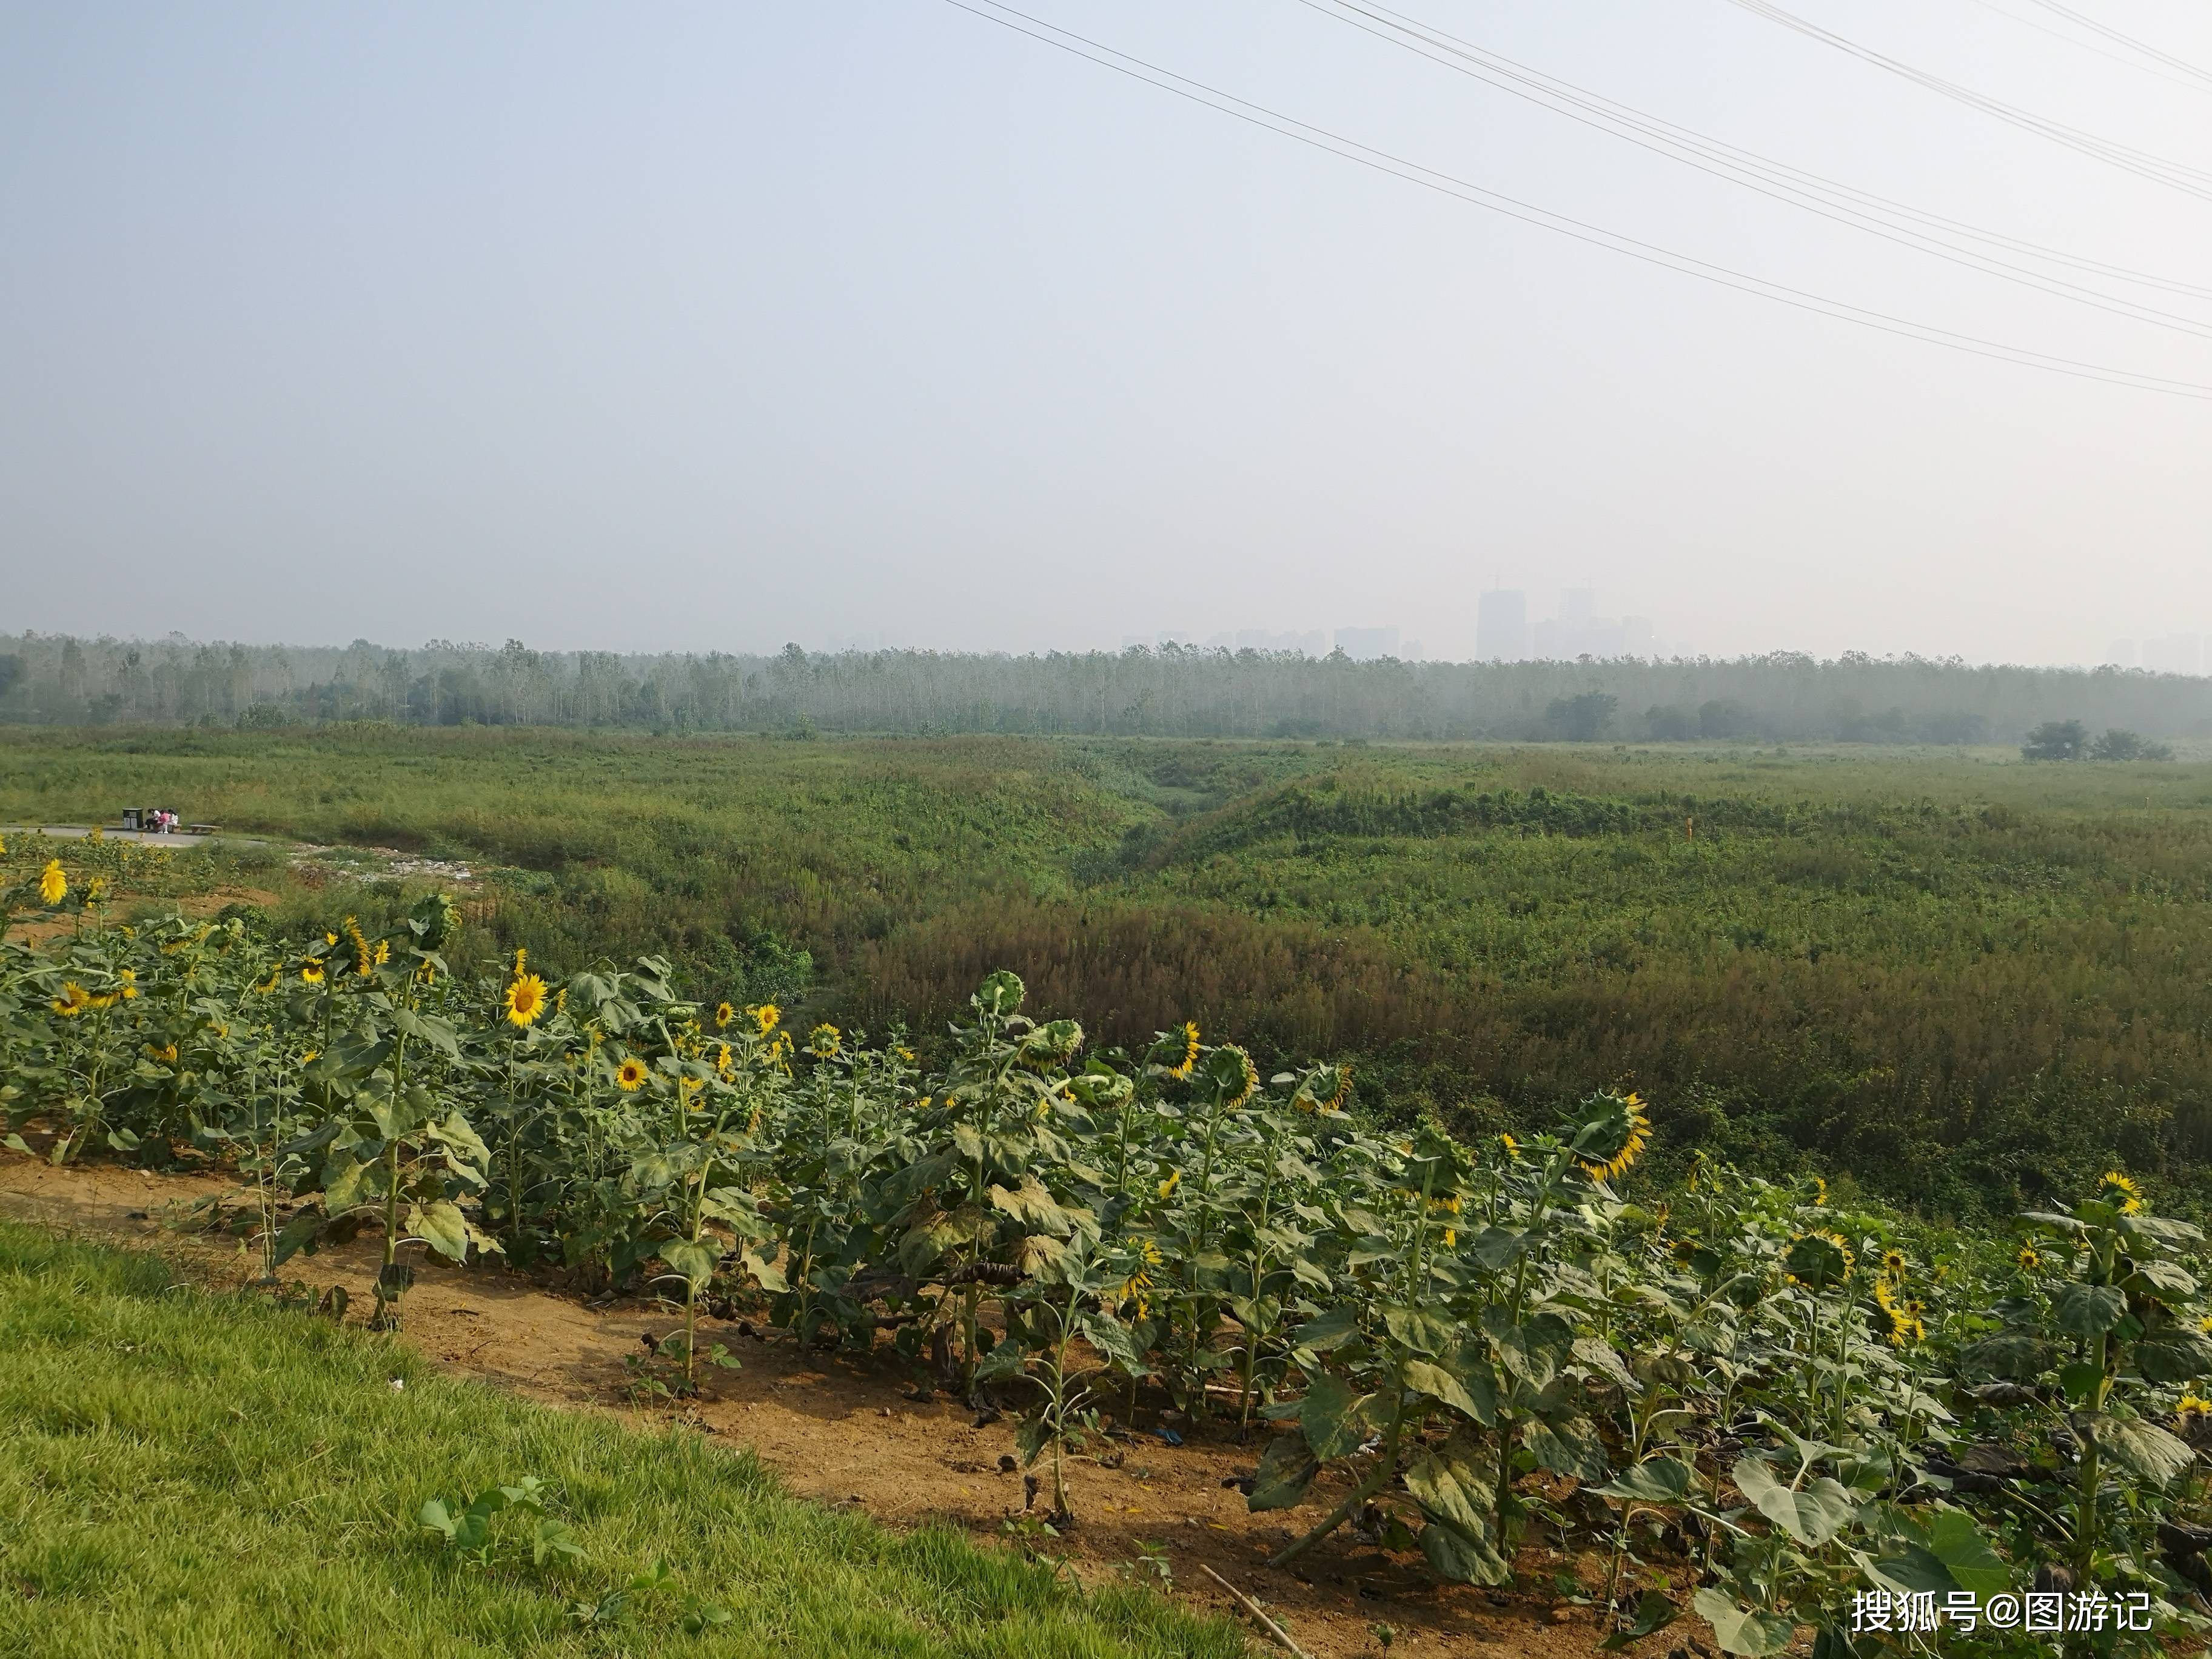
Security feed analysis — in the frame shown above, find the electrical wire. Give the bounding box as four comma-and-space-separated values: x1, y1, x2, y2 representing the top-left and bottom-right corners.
1299, 0, 2212, 337
1956, 0, 2212, 96
1720, 0, 2212, 199
1315, 0, 2212, 302
936, 0, 2212, 398
2019, 0, 2212, 87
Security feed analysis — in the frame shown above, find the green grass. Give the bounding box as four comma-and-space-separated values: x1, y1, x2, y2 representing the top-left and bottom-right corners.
8, 725, 2212, 1211
0, 1221, 1244, 1659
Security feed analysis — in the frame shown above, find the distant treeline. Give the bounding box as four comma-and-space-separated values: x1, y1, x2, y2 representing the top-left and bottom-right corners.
4, 630, 2210, 743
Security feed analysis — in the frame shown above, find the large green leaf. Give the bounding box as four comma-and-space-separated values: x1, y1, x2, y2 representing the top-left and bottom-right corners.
1592, 1455, 1697, 1505
409, 1200, 471, 1262
1248, 1433, 1321, 1512
2054, 1282, 2127, 1338
2093, 1415, 2196, 1486
1419, 1519, 1510, 1586
1957, 1329, 2051, 1380
1600, 1591, 1683, 1651
1403, 1427, 1496, 1538
1694, 1590, 1796, 1658
1299, 1372, 1375, 1460
1732, 1453, 1855, 1547
1523, 1413, 1609, 1481
1486, 1309, 1574, 1390
1404, 1358, 1493, 1425
2136, 1324, 2212, 1382
1382, 1304, 1457, 1358
657, 1239, 719, 1292
1923, 1509, 2009, 1597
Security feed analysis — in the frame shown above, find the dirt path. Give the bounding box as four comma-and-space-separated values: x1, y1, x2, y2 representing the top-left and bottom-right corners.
0, 1156, 1669, 1659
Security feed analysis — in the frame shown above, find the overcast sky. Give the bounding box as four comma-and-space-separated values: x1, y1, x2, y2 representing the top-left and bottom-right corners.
2, 1, 2207, 664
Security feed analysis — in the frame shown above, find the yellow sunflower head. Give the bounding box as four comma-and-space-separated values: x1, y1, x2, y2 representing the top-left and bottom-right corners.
615, 1056, 649, 1091
146, 1042, 178, 1064
1572, 1090, 1652, 1184
117, 968, 136, 999
714, 1001, 734, 1029
1785, 1230, 1856, 1292
1167, 1021, 1201, 1079
253, 967, 281, 994
809, 1023, 841, 1057
1880, 1248, 1909, 1284
2098, 1171, 2143, 1214
300, 962, 324, 985
38, 860, 67, 906
50, 980, 92, 1017
1870, 1280, 1927, 1347
2180, 1392, 2212, 1421
1499, 1132, 1521, 1162
503, 972, 549, 1028
1158, 1168, 1181, 1201
750, 1004, 780, 1035
2015, 1243, 2042, 1272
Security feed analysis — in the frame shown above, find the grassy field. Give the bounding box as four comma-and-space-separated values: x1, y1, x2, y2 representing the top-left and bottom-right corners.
0, 1220, 1241, 1659
5, 724, 2210, 1213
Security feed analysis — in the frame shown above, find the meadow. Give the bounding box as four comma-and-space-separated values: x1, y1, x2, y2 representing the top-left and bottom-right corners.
5, 724, 2211, 1213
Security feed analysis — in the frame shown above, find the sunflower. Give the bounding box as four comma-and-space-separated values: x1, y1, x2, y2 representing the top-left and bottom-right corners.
2015, 1243, 2042, 1272
896, 1045, 916, 1062
809, 1023, 842, 1057
1574, 1091, 1652, 1184
503, 972, 549, 1028
1167, 1021, 1201, 1080
1871, 1280, 1928, 1348
84, 876, 109, 903
343, 916, 372, 977
324, 931, 338, 948
1809, 1176, 1828, 1207
50, 981, 92, 1017
716, 1043, 735, 1080
1880, 1248, 1909, 1284
713, 1001, 734, 1029
374, 939, 390, 967
615, 1057, 649, 1091
146, 1042, 179, 1064
301, 1050, 320, 1066
1326, 1064, 1353, 1111
1158, 1168, 1181, 1201
1499, 1133, 1521, 1161
38, 860, 67, 906
751, 1004, 780, 1035
2180, 1392, 2212, 1421
1785, 1230, 1856, 1291
116, 969, 136, 1000
300, 962, 324, 985
512, 947, 528, 973
2098, 1171, 2144, 1214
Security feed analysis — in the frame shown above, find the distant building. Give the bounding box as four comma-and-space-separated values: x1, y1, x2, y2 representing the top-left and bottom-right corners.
1335, 626, 1400, 661
1476, 591, 1529, 661
2143, 633, 2202, 675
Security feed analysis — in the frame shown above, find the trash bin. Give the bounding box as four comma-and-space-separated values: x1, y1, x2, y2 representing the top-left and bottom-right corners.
122, 808, 142, 831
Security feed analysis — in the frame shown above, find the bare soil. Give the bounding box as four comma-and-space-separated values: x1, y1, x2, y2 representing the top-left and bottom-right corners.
0, 1155, 1681, 1659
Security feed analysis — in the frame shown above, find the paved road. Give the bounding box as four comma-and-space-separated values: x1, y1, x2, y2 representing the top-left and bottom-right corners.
3, 825, 216, 848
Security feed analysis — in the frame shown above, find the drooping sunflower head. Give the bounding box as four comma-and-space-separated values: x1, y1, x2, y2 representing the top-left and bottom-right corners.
2098, 1171, 2144, 1214
38, 860, 67, 906
117, 968, 136, 999
1571, 1090, 1652, 1184
714, 1001, 734, 1030
503, 972, 549, 1028
1785, 1230, 1856, 1292
512, 947, 527, 974
1166, 1021, 1201, 1079
615, 1056, 649, 1091
1809, 1176, 1829, 1207
809, 1023, 842, 1058
374, 939, 390, 967
253, 966, 281, 994
1202, 1043, 1259, 1108
1158, 1168, 1181, 1201
50, 980, 92, 1017
343, 916, 372, 977
146, 1042, 179, 1064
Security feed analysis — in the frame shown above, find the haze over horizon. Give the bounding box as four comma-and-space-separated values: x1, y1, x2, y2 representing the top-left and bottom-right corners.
4, 4, 2208, 667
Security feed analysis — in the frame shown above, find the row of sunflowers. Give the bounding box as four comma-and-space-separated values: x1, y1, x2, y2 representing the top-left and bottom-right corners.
5, 844, 2212, 1655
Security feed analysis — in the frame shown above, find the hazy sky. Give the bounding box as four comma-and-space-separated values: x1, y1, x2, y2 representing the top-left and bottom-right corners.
2, 2, 2208, 664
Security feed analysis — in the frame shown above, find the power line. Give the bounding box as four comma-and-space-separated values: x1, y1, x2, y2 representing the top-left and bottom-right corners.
1299, 0, 2212, 337
935, 0, 2212, 398
2019, 0, 2212, 87
1720, 0, 2212, 198
1956, 0, 2212, 96
1323, 0, 2212, 301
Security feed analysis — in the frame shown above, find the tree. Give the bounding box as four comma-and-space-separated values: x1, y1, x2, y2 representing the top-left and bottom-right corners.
2088, 727, 2173, 762
1645, 703, 1696, 741
2021, 719, 2089, 761
1546, 692, 1618, 742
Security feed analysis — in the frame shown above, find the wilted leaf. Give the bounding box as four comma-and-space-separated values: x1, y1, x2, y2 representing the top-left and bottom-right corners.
1694, 1589, 1796, 1657
1732, 1453, 1855, 1547
1248, 1432, 1320, 1511
1299, 1371, 1375, 1460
